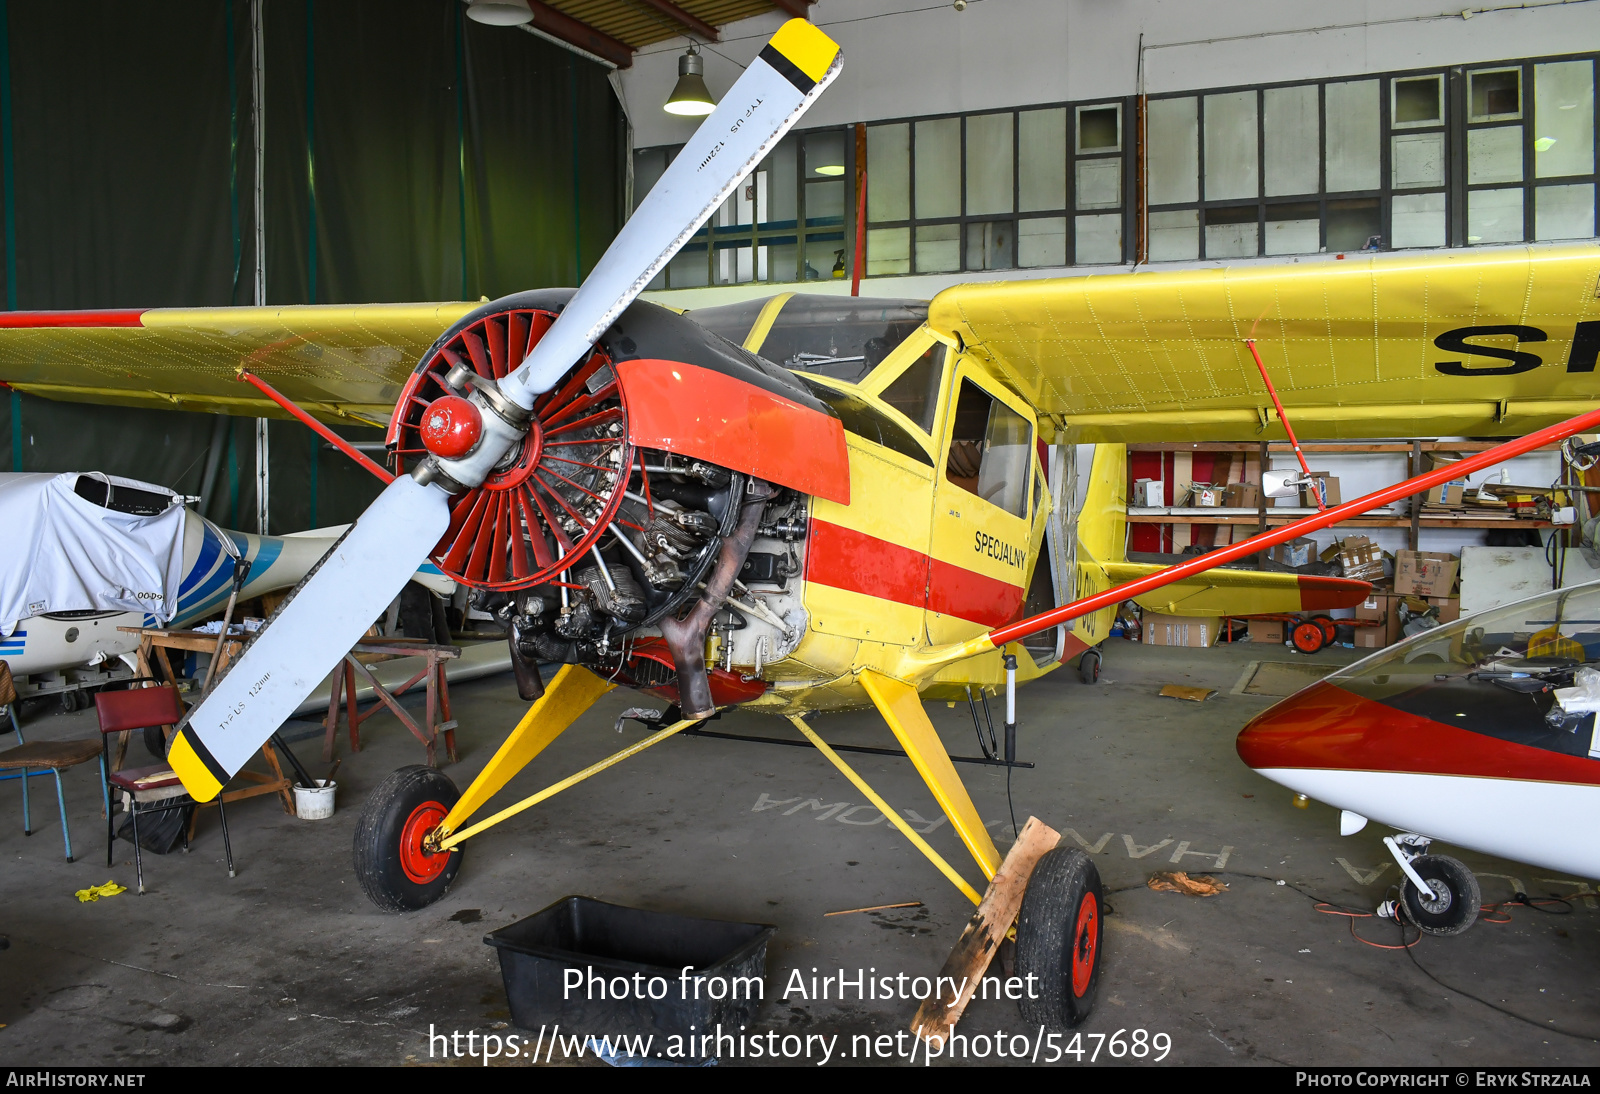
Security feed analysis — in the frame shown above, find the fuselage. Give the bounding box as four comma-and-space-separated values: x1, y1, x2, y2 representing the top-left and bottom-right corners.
1237, 581, 1600, 879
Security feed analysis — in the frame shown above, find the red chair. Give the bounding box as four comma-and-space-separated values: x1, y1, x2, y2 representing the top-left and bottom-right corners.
95, 686, 234, 894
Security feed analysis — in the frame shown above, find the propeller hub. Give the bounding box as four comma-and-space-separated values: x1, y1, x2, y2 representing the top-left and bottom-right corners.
419, 396, 484, 460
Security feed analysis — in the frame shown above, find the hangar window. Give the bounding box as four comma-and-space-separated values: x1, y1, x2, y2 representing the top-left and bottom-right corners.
634, 52, 1594, 286
945, 380, 1033, 519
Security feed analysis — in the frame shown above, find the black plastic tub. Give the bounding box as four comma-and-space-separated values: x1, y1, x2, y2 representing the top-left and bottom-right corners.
485, 896, 776, 1038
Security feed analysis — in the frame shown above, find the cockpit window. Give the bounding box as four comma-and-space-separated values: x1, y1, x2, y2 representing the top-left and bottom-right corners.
793, 375, 932, 467
1328, 581, 1600, 760
944, 379, 1032, 519
878, 343, 946, 435
689, 295, 929, 384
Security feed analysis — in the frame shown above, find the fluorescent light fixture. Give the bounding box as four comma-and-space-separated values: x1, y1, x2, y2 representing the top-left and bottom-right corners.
1534, 136, 1558, 152
467, 1, 533, 26
665, 45, 716, 116
813, 165, 845, 176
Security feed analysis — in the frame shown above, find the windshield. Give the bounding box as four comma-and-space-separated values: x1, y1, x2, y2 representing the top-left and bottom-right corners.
1327, 579, 1600, 758
688, 295, 929, 383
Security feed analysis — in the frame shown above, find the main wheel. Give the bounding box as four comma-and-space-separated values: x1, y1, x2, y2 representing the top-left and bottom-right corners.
1291, 620, 1326, 654
143, 724, 167, 759
1077, 649, 1101, 685
1017, 847, 1104, 1029
1399, 854, 1480, 936
353, 765, 464, 912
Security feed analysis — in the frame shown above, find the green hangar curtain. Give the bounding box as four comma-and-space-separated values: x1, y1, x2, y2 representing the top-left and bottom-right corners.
0, 0, 624, 534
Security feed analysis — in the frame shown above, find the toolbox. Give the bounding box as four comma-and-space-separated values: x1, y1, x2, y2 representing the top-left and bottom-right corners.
485, 896, 775, 1040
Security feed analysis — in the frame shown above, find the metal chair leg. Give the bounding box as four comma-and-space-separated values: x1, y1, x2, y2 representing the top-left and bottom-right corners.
52, 768, 72, 863
130, 805, 145, 894
97, 754, 110, 820
20, 763, 29, 835
216, 797, 235, 879
106, 790, 115, 868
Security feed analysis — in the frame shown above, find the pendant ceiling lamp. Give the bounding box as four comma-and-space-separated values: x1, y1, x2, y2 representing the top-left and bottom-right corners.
664, 44, 716, 116
466, 1, 533, 27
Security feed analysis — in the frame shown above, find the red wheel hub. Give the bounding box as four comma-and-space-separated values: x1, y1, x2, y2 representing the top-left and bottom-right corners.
398, 800, 451, 884
1071, 892, 1099, 997
419, 396, 484, 460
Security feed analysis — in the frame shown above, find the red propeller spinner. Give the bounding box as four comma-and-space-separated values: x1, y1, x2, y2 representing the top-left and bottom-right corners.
418, 395, 483, 460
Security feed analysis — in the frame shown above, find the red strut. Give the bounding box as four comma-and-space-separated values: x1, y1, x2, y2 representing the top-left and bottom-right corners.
1246, 338, 1324, 511
236, 370, 395, 484
985, 402, 1600, 650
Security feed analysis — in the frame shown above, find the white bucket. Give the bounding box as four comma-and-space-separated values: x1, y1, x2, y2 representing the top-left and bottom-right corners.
294, 779, 337, 820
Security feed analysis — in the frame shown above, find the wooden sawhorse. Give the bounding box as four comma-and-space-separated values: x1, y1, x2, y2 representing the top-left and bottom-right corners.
322, 637, 459, 768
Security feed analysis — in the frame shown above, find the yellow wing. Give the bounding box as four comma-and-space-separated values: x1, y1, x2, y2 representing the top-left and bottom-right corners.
0, 302, 477, 426
1102, 561, 1369, 616
928, 242, 1600, 442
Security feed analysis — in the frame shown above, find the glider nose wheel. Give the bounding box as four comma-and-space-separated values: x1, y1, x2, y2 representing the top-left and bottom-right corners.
1016, 847, 1104, 1029
353, 766, 464, 912
1398, 853, 1481, 936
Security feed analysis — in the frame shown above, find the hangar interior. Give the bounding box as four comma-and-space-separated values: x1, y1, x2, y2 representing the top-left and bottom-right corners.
2, 0, 1600, 1069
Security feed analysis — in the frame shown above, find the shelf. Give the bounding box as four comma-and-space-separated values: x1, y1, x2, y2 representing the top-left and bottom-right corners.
1127, 506, 1552, 529
1128, 441, 1562, 454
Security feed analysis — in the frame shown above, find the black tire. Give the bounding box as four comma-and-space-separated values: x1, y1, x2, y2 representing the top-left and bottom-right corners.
1077, 649, 1101, 685
144, 724, 168, 760
353, 765, 464, 912
1313, 616, 1338, 645
1017, 847, 1104, 1029
1399, 854, 1480, 936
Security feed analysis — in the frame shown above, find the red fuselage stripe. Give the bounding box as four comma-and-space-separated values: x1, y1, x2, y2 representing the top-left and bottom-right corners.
1237, 680, 1600, 786
0, 310, 147, 327
805, 519, 1025, 627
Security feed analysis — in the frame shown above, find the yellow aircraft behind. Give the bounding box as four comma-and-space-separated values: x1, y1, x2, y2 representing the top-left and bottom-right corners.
1, 16, 1595, 1031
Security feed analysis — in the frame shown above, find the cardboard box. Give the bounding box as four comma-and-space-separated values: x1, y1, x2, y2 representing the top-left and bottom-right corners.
1189, 483, 1223, 507
1300, 472, 1341, 508
1224, 482, 1261, 509
1338, 535, 1385, 582
1143, 613, 1221, 647
1428, 596, 1460, 624
1395, 551, 1459, 597
1269, 536, 1317, 569
1133, 478, 1164, 507
1250, 619, 1285, 645
1354, 628, 1388, 649
1424, 480, 1469, 508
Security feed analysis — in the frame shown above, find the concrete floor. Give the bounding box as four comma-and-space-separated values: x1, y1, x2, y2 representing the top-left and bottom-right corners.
2, 637, 1599, 1067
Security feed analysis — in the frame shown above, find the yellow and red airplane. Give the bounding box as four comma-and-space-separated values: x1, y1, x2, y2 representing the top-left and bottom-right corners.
2, 17, 1598, 1031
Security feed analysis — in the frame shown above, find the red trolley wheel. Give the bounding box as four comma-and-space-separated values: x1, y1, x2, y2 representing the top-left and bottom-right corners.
1291, 620, 1327, 655
1313, 615, 1338, 645
390, 307, 633, 590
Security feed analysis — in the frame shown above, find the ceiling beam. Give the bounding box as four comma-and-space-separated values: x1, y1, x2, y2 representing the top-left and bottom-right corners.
631, 0, 720, 41
524, 0, 636, 67
767, 0, 813, 17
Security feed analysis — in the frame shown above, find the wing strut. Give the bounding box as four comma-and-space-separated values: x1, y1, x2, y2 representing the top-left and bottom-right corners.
1245, 338, 1323, 511
919, 401, 1600, 671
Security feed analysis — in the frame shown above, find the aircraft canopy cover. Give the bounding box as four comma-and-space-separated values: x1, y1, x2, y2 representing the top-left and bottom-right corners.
0, 472, 185, 635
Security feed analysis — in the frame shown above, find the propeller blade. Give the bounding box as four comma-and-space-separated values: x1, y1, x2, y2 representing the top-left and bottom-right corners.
500, 18, 841, 407
167, 475, 450, 802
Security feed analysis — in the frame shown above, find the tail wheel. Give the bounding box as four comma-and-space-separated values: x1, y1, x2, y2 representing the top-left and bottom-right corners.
1291, 620, 1326, 655
353, 765, 464, 912
1077, 649, 1101, 685
1313, 616, 1338, 645
1399, 854, 1481, 937
390, 306, 634, 591
1017, 847, 1104, 1029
